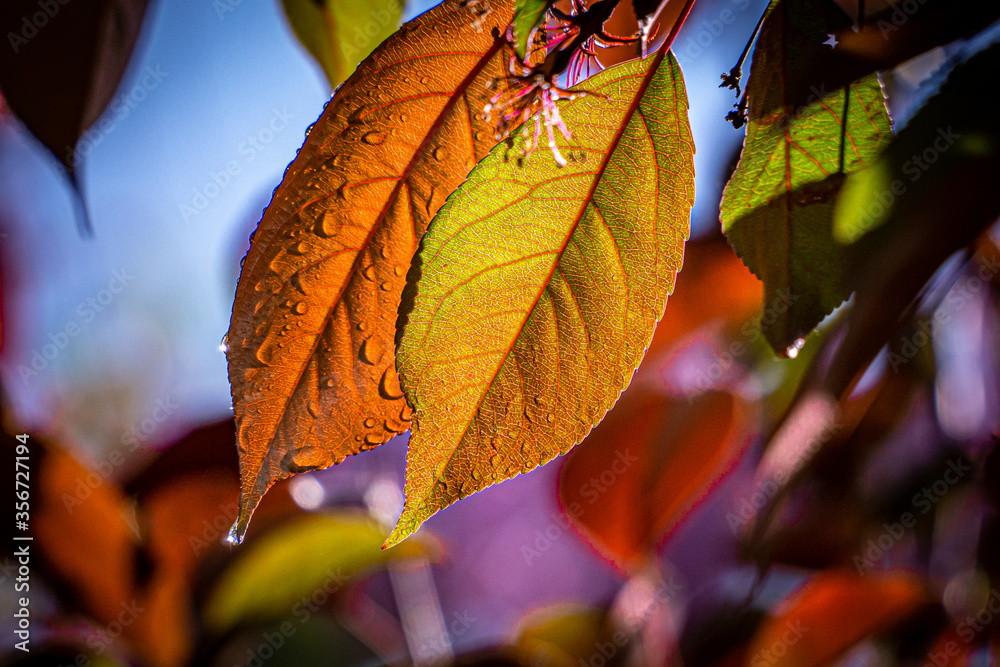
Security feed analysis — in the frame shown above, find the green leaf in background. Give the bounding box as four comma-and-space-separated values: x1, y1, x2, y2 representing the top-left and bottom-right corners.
282, 0, 404, 89
388, 51, 695, 547
821, 42, 1000, 398
203, 512, 439, 633
720, 0, 892, 356
513, 0, 552, 61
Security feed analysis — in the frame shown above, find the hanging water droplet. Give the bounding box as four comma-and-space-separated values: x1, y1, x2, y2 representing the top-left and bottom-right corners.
359, 337, 384, 365
425, 186, 435, 215
225, 521, 242, 545
290, 273, 309, 295
281, 446, 324, 472
363, 131, 385, 145
255, 336, 282, 364
293, 302, 308, 315
348, 107, 366, 124
786, 337, 806, 359
314, 212, 337, 238
379, 368, 405, 399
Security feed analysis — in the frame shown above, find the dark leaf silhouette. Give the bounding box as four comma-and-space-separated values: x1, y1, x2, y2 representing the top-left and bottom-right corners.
0, 0, 151, 233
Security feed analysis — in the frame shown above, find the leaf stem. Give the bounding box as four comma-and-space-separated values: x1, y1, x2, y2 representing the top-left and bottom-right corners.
657, 0, 699, 53
719, 0, 772, 97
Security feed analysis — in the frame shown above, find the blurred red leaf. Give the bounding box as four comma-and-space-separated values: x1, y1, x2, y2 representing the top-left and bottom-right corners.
645, 238, 762, 366
746, 570, 927, 667
34, 446, 137, 623
559, 389, 751, 570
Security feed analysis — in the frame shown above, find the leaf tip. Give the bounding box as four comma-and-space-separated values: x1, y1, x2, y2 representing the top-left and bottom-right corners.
228, 487, 262, 546
381, 525, 411, 550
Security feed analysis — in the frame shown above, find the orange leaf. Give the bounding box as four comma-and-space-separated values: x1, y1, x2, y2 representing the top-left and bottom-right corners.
34, 447, 136, 624
746, 570, 926, 667
644, 237, 762, 364
227, 0, 516, 541
559, 388, 750, 570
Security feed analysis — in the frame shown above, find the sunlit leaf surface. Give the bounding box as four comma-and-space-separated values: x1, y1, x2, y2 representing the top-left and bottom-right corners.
390, 50, 695, 546
227, 0, 515, 542
720, 0, 892, 355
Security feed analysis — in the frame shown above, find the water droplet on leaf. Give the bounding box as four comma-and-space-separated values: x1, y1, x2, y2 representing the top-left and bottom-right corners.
314, 212, 338, 238
379, 368, 404, 399
359, 337, 385, 365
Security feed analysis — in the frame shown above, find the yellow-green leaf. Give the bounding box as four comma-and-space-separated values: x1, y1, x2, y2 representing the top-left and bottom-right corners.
513, 0, 551, 61
282, 0, 404, 89
720, 0, 892, 356
389, 51, 695, 547
203, 512, 439, 633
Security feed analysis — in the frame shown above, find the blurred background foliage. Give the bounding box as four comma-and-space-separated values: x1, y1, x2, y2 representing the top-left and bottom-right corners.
1, 0, 999, 665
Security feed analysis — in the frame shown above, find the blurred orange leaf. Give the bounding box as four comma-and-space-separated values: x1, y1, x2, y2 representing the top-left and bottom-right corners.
559, 389, 751, 570
746, 570, 926, 667
35, 446, 136, 623
644, 238, 762, 365
227, 0, 515, 543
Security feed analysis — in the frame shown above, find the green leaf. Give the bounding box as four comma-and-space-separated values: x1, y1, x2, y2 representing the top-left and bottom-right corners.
203, 512, 438, 633
822, 42, 1000, 398
388, 51, 695, 547
512, 0, 552, 61
282, 0, 404, 89
720, 0, 892, 356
